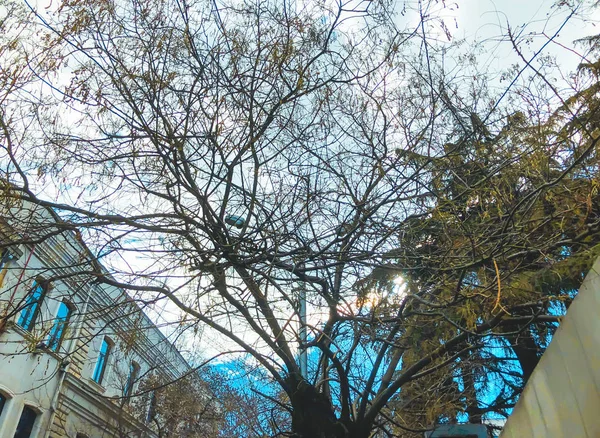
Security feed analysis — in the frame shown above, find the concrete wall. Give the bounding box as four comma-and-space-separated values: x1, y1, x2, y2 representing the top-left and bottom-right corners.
500, 256, 600, 437
0, 345, 60, 438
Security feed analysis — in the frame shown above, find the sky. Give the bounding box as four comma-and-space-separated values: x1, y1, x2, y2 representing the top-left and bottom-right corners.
430, 0, 599, 76
134, 0, 600, 365
8, 0, 600, 369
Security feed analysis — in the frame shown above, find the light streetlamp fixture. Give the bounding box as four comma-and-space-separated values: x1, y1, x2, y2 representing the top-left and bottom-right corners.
224, 215, 245, 229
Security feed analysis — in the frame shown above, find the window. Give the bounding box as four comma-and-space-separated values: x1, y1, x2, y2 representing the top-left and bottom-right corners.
47, 301, 73, 351
0, 393, 6, 417
17, 280, 47, 331
0, 250, 13, 270
14, 405, 37, 438
92, 337, 112, 385
0, 250, 14, 289
124, 361, 140, 398
146, 391, 157, 423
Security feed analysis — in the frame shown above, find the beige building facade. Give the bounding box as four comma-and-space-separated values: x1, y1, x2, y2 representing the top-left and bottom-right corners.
500, 256, 600, 437
0, 202, 194, 438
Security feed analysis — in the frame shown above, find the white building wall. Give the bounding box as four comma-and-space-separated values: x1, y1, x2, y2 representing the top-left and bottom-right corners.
0, 203, 195, 438
500, 256, 600, 438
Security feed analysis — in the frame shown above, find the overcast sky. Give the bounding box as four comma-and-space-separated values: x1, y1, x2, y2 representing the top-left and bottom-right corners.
168, 0, 600, 362
443, 0, 598, 73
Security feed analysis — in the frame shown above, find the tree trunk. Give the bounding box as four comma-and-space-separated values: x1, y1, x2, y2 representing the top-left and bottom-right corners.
510, 329, 540, 383
501, 325, 540, 383
288, 379, 355, 438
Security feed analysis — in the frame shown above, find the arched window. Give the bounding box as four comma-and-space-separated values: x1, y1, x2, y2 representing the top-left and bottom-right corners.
0, 392, 6, 417
124, 361, 140, 399
14, 405, 37, 438
17, 280, 47, 331
47, 301, 73, 351
0, 250, 14, 288
92, 337, 113, 385
146, 391, 157, 423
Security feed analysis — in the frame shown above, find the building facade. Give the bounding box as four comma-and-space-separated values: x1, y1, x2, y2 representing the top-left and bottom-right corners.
0, 201, 196, 438
500, 256, 600, 438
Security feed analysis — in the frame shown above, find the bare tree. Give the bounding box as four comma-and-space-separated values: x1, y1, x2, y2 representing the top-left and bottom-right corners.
127, 372, 224, 438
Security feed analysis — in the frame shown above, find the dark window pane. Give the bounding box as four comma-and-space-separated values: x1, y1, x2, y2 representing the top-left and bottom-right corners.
17, 281, 45, 331
92, 338, 112, 384
124, 362, 139, 398
47, 302, 72, 351
0, 393, 6, 417
0, 251, 13, 289
146, 391, 157, 423
0, 250, 13, 271
14, 406, 37, 438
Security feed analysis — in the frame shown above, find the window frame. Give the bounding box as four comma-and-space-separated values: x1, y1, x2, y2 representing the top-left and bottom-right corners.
146, 390, 157, 423
124, 361, 140, 399
0, 250, 14, 289
91, 337, 113, 385
0, 392, 6, 418
0, 250, 14, 271
13, 405, 38, 438
46, 300, 74, 352
17, 279, 48, 332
